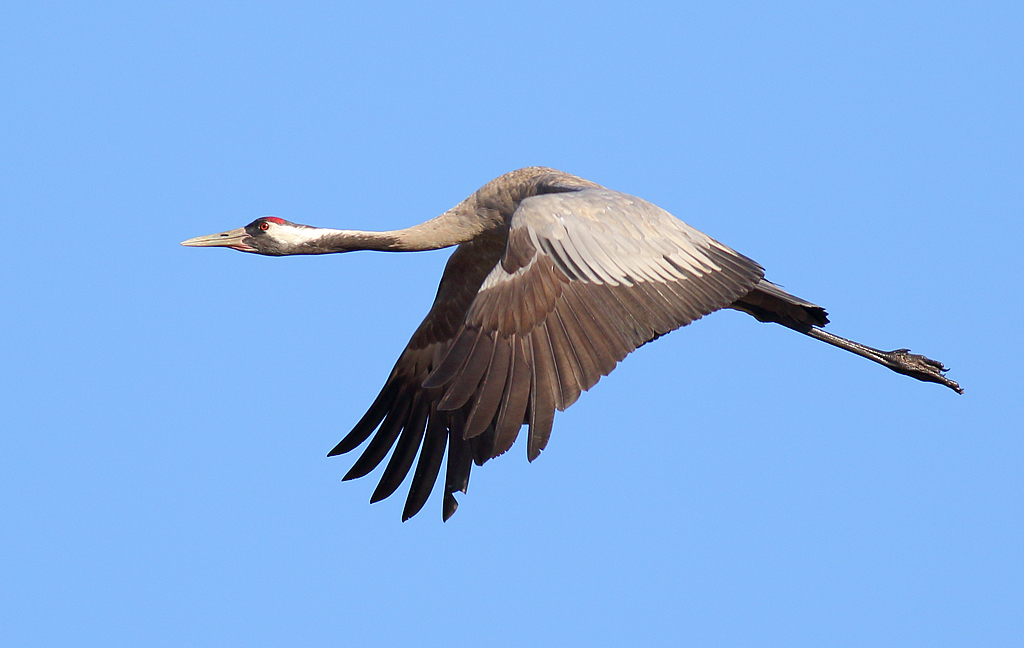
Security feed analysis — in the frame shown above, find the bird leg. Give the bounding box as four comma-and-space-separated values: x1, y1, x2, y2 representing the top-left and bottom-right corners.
796, 325, 963, 394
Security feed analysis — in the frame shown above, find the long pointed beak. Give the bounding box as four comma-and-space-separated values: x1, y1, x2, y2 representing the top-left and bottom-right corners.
181, 228, 255, 252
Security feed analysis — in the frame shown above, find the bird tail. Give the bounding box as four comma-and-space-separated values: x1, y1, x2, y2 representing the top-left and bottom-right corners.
730, 279, 829, 330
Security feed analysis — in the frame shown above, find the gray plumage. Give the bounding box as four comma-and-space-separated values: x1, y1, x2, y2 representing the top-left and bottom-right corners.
182, 166, 961, 521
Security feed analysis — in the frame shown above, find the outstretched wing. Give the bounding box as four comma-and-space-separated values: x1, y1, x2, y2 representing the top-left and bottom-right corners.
330, 188, 765, 520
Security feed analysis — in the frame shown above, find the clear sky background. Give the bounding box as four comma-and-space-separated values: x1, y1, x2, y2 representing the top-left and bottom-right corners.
2, 2, 1021, 646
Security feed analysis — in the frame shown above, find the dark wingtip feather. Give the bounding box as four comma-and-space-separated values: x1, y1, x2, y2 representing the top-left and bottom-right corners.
444, 419, 472, 498
341, 389, 413, 482
326, 440, 350, 457
328, 379, 400, 456
443, 493, 458, 521
341, 468, 361, 482
369, 393, 430, 504
401, 408, 448, 520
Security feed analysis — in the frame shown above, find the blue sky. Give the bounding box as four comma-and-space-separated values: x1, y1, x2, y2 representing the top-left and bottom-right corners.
2, 1, 1021, 646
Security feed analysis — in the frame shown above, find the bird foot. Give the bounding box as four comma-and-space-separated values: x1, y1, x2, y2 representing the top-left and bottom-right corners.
802, 327, 963, 394
884, 348, 963, 394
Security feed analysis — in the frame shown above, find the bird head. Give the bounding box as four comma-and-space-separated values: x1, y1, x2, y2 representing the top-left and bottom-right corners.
181, 217, 319, 256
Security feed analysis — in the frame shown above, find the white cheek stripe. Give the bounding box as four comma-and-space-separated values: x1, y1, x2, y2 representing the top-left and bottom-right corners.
269, 225, 343, 246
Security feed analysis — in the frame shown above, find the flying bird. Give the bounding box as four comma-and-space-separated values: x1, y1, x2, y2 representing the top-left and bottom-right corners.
182, 167, 961, 521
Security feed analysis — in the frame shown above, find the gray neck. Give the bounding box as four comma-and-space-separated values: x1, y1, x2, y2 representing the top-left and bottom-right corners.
293, 167, 598, 254
297, 200, 504, 254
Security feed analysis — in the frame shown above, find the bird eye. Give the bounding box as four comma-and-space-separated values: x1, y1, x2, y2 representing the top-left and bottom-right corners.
259, 222, 270, 231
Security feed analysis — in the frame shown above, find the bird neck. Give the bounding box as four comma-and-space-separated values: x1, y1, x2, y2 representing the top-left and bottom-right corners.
285, 167, 598, 255
299, 204, 503, 254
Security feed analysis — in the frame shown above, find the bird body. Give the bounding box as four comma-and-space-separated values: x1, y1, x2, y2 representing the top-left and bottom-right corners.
183, 167, 961, 521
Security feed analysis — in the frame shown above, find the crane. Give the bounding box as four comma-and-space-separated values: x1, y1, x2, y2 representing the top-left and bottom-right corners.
182, 167, 961, 521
